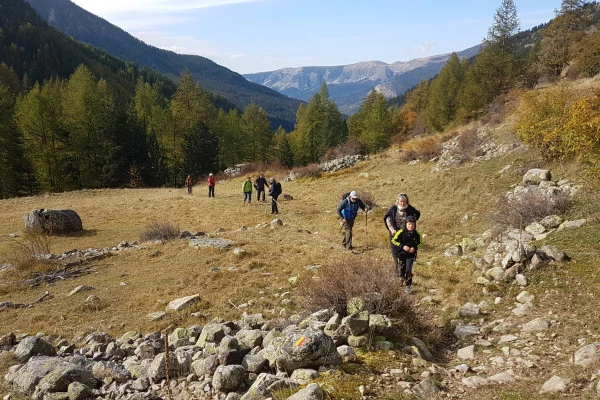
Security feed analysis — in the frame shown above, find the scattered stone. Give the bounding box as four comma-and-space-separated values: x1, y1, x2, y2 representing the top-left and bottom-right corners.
165, 294, 200, 312
540, 375, 569, 394
516, 291, 534, 304
454, 325, 479, 339
458, 302, 480, 318
521, 318, 550, 333
457, 345, 475, 360
573, 343, 599, 367
462, 376, 489, 388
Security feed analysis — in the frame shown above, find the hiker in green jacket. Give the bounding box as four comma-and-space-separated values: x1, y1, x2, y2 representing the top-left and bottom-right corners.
242, 176, 253, 205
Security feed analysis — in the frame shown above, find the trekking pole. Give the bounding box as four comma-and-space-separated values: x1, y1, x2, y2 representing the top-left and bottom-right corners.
365, 209, 368, 234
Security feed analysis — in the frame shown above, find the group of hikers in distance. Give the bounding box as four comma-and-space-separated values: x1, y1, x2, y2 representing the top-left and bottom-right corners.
338, 191, 421, 293
185, 172, 421, 293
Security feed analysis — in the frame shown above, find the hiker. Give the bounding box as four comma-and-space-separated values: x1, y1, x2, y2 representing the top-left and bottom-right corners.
255, 173, 270, 202
207, 173, 216, 197
242, 176, 253, 205
384, 193, 420, 272
185, 175, 193, 195
337, 190, 369, 251
391, 215, 421, 293
268, 177, 282, 214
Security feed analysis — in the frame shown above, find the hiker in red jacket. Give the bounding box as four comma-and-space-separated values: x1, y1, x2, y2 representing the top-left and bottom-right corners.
207, 173, 216, 197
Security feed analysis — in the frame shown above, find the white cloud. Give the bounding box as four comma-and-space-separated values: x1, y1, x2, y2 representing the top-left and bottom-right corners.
71, 0, 265, 16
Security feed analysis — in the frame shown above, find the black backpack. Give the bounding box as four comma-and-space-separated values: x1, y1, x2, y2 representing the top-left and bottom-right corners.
341, 192, 351, 200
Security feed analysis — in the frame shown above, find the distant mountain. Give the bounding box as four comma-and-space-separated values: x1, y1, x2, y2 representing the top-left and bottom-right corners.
26, 0, 302, 130
244, 46, 481, 115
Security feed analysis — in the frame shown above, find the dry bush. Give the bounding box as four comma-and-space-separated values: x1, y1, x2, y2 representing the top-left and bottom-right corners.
293, 164, 322, 179
5, 229, 55, 275
139, 222, 180, 242
400, 136, 442, 162
488, 190, 570, 228
358, 191, 376, 208
456, 127, 483, 158
321, 137, 368, 162
297, 261, 412, 318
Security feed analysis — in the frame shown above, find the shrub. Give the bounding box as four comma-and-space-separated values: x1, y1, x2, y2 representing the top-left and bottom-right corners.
7, 229, 54, 273
488, 190, 570, 228
296, 261, 412, 318
456, 127, 483, 159
139, 222, 180, 242
321, 137, 368, 162
400, 136, 442, 162
357, 191, 376, 209
293, 164, 321, 179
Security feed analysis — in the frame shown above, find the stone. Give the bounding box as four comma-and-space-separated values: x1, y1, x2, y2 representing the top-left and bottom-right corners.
525, 222, 546, 236
540, 245, 567, 261
539, 215, 562, 229
444, 245, 463, 257
14, 336, 56, 362
557, 219, 587, 231
540, 375, 569, 394
336, 345, 357, 362
454, 325, 479, 339
23, 209, 83, 234
487, 371, 515, 384
212, 365, 245, 392
458, 302, 480, 318
515, 274, 528, 286
166, 294, 200, 312
457, 345, 475, 360
146, 311, 166, 321
522, 169, 551, 184
573, 343, 599, 367
67, 381, 94, 400
521, 318, 550, 333
286, 383, 324, 400
274, 328, 342, 373
516, 291, 534, 304
412, 379, 440, 398
290, 368, 319, 385
462, 376, 489, 388
411, 337, 434, 362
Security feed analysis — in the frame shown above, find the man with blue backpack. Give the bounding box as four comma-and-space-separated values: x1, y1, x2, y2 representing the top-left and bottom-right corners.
337, 190, 369, 251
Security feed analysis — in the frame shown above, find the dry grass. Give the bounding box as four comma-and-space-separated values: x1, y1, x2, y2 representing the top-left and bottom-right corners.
0, 118, 599, 399
400, 135, 443, 162
488, 190, 570, 228
139, 222, 180, 242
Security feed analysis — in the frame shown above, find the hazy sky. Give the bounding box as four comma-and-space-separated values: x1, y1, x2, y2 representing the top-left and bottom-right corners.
68, 0, 561, 75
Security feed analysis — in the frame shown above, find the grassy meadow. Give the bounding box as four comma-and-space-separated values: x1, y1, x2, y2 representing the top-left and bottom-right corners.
1, 121, 599, 399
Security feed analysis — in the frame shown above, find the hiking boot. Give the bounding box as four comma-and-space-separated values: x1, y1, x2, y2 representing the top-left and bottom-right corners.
405, 286, 411, 294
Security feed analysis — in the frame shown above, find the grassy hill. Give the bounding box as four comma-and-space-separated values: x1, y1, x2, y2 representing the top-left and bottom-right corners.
0, 84, 599, 398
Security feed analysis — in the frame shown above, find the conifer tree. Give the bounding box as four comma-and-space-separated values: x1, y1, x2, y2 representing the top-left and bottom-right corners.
347, 90, 392, 152
242, 103, 272, 163
426, 53, 465, 131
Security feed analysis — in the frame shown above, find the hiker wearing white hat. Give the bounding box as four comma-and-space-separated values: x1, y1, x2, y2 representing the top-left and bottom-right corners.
337, 190, 369, 251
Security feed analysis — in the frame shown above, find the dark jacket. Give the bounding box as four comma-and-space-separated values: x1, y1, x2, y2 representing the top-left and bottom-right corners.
337, 197, 367, 221
269, 181, 282, 197
391, 228, 421, 258
383, 204, 420, 233
255, 176, 269, 190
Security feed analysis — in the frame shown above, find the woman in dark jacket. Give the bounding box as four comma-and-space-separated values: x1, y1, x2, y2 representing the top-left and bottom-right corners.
383, 193, 420, 275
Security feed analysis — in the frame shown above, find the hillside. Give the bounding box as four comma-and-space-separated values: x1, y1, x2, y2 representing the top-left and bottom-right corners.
1, 76, 599, 398
244, 45, 481, 115
25, 0, 303, 130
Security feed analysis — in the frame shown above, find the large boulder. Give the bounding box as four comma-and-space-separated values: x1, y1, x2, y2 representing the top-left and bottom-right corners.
5, 356, 97, 399
275, 329, 342, 373
23, 209, 83, 234
14, 336, 56, 362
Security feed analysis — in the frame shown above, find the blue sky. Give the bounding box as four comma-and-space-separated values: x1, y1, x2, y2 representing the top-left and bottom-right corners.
69, 0, 561, 75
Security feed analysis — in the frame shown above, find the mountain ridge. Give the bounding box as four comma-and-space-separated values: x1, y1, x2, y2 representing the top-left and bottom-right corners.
26, 0, 302, 130
244, 45, 481, 114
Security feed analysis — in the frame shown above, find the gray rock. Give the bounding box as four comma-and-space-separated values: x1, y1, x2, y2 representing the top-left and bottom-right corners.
23, 209, 83, 234
525, 222, 545, 236
516, 291, 534, 304
539, 215, 563, 229
412, 379, 440, 398
458, 302, 480, 318
522, 169, 551, 184
462, 376, 489, 388
488, 371, 515, 383
573, 343, 599, 367
539, 375, 569, 394
91, 360, 131, 383
557, 219, 587, 230
454, 325, 479, 339
515, 274, 528, 286
540, 245, 567, 261
240, 373, 281, 400
521, 318, 550, 333
290, 368, 318, 385
14, 336, 56, 362
67, 381, 94, 400
147, 353, 178, 382
196, 323, 226, 348
457, 345, 475, 360
5, 356, 96, 398
336, 345, 357, 362
411, 337, 434, 362
274, 329, 342, 373
341, 311, 369, 336
165, 294, 200, 312
146, 311, 166, 321
286, 383, 323, 400
444, 245, 463, 257
213, 365, 245, 392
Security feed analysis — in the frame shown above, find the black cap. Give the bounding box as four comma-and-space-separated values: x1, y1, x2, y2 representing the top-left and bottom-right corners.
406, 215, 416, 222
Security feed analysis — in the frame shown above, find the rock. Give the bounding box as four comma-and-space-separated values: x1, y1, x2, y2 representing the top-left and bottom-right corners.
14, 336, 56, 362
146, 311, 166, 321
23, 209, 83, 234
444, 245, 463, 257
516, 291, 534, 304
412, 378, 440, 398
557, 219, 587, 231
525, 222, 546, 236
523, 169, 551, 184
289, 369, 319, 385
286, 383, 324, 400
341, 311, 369, 336
573, 343, 599, 367
515, 274, 528, 286
462, 376, 489, 388
274, 329, 342, 373
539, 215, 563, 229
147, 353, 179, 382
5, 356, 96, 398
240, 373, 281, 400
68, 285, 95, 296
540, 245, 567, 261
540, 375, 569, 394
336, 345, 357, 362
212, 365, 245, 392
457, 345, 475, 360
454, 325, 479, 339
165, 294, 200, 312
0, 332, 16, 348
411, 337, 434, 362
521, 318, 550, 333
488, 371, 515, 384
458, 302, 480, 318
67, 381, 94, 400
91, 360, 131, 383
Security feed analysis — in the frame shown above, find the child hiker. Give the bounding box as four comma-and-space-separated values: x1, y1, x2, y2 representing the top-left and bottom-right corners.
390, 215, 421, 293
